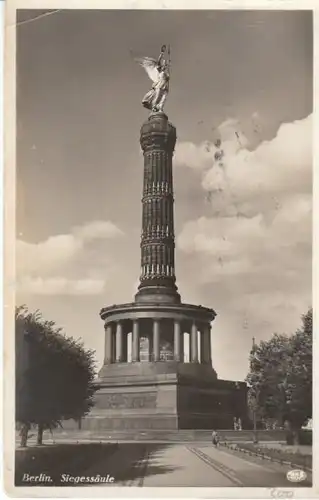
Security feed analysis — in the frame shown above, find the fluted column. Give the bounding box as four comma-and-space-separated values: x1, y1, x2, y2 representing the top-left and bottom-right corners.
104, 323, 113, 364
136, 114, 180, 304
132, 320, 140, 362
153, 319, 160, 361
191, 321, 199, 363
174, 320, 181, 361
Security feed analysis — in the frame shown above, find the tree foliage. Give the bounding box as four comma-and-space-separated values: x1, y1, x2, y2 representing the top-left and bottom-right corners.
246, 309, 312, 432
16, 305, 97, 446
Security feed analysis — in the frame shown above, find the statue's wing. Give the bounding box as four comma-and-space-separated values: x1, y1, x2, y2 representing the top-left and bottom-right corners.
135, 56, 159, 83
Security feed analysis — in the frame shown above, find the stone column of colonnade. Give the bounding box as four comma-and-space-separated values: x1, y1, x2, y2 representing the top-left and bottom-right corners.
104, 322, 130, 364
188, 322, 212, 364
103, 319, 212, 365
104, 324, 113, 364
200, 323, 212, 365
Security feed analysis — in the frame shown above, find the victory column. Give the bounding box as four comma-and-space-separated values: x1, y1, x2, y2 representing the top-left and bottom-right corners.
81, 46, 247, 431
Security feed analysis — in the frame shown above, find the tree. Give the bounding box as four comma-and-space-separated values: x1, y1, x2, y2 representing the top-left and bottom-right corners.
285, 309, 312, 430
16, 305, 97, 447
246, 309, 312, 443
246, 334, 290, 440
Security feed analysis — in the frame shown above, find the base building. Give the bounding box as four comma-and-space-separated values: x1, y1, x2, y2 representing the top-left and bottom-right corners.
86, 112, 247, 430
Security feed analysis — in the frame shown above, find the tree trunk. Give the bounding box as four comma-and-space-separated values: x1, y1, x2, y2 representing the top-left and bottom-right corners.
37, 423, 44, 445
292, 427, 300, 445
285, 420, 300, 445
20, 423, 29, 447
253, 411, 258, 443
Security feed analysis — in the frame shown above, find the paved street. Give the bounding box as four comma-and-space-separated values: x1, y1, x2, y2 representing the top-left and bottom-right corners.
70, 442, 312, 487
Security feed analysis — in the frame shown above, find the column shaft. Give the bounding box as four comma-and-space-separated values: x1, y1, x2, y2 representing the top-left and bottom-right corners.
138, 115, 178, 294
104, 324, 113, 364
191, 322, 199, 363
132, 320, 140, 362
153, 320, 160, 361
115, 322, 123, 363
174, 320, 181, 361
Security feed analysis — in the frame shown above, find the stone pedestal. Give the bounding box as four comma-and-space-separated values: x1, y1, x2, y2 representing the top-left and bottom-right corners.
85, 362, 247, 431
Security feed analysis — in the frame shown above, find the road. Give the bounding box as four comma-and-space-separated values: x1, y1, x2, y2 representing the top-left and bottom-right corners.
15, 436, 312, 488
80, 442, 312, 488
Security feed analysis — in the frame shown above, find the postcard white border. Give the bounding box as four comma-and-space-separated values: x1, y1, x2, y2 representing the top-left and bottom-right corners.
3, 0, 318, 498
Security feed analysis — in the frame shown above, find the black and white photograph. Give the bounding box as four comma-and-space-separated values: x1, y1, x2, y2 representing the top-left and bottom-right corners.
4, 3, 315, 495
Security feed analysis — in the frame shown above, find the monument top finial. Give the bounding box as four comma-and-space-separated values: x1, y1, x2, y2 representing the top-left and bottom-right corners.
148, 111, 168, 120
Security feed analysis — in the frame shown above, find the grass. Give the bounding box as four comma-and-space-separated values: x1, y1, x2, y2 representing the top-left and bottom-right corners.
234, 442, 312, 470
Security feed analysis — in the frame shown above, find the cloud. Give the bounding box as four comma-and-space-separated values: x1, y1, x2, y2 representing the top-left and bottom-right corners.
17, 220, 123, 296
176, 114, 312, 348
17, 277, 106, 296
174, 141, 214, 170
176, 115, 311, 210
73, 220, 123, 241
17, 235, 82, 277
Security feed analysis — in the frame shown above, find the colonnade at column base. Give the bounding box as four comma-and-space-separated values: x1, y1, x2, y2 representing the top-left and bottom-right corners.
100, 301, 216, 365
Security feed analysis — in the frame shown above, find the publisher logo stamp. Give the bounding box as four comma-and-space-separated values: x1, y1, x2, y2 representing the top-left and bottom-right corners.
286, 469, 307, 483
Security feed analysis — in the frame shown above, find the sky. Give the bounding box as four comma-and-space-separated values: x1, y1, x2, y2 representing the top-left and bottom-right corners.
16, 9, 312, 381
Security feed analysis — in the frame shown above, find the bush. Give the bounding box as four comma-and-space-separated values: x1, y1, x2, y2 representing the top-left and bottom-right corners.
298, 429, 312, 445
285, 429, 312, 445
237, 442, 312, 470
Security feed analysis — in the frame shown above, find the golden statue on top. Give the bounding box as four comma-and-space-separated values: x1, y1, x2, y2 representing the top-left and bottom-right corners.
135, 45, 171, 113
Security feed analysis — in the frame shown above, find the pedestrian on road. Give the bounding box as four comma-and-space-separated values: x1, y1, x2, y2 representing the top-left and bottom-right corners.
212, 430, 220, 447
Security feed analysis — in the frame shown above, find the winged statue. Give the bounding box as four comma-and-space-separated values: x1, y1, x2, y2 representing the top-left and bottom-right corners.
135, 45, 170, 113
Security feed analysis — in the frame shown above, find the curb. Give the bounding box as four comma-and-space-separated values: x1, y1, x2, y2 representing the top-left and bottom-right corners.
219, 441, 312, 473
